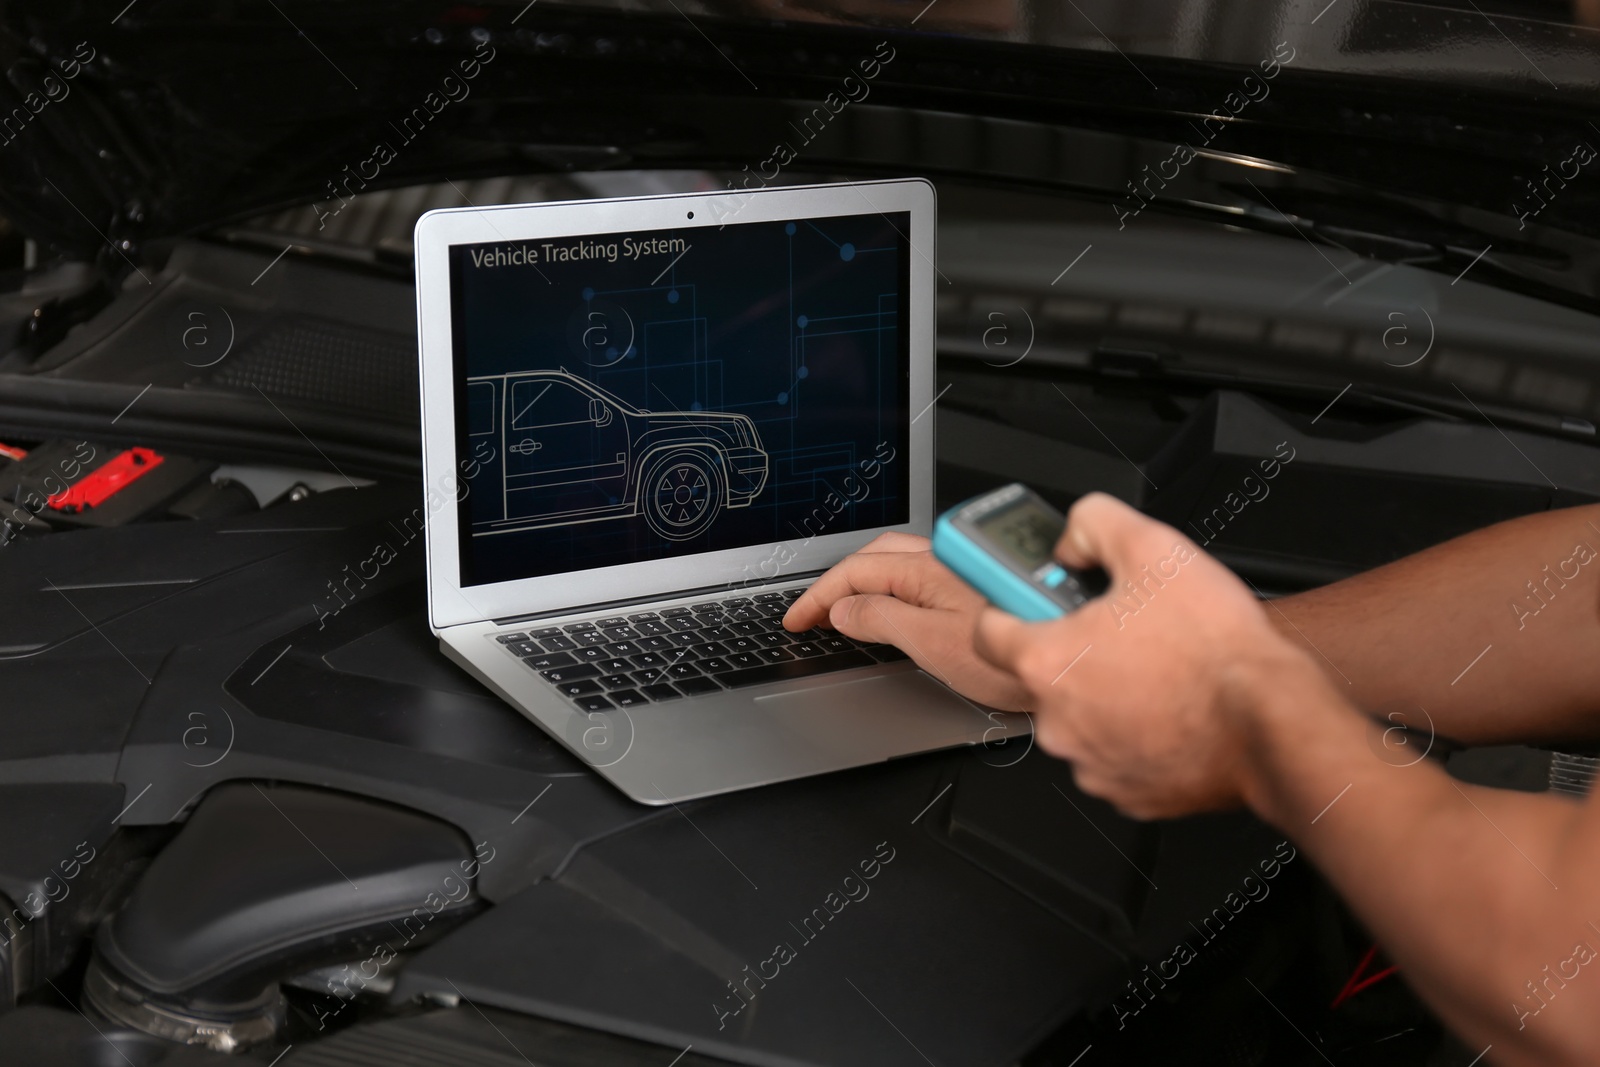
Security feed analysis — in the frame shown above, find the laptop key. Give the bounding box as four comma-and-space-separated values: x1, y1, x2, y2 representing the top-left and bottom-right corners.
602, 625, 640, 640
636, 636, 673, 652
523, 651, 578, 670
662, 607, 692, 617
604, 640, 641, 656
627, 612, 661, 622
610, 688, 649, 707
495, 632, 530, 644
698, 657, 736, 674
636, 622, 672, 637
666, 617, 700, 632
780, 588, 805, 600
599, 674, 635, 689
594, 657, 631, 673
665, 662, 701, 680
754, 592, 787, 602
725, 637, 760, 654
700, 625, 734, 640
572, 631, 609, 647
529, 627, 565, 640
659, 652, 695, 674
691, 641, 729, 658
675, 676, 723, 696
539, 635, 577, 651
817, 636, 856, 654
755, 631, 790, 647
630, 652, 666, 668
541, 664, 600, 683
574, 646, 610, 662
643, 683, 682, 701
719, 649, 875, 689
729, 620, 766, 635
758, 647, 798, 663
790, 642, 826, 658
557, 679, 603, 697
866, 644, 911, 662
574, 695, 614, 712
666, 631, 700, 647
727, 652, 763, 669
509, 641, 543, 657
633, 667, 667, 685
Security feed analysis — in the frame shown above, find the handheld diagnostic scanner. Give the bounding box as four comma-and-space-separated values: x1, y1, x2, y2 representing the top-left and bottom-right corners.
931, 483, 1108, 621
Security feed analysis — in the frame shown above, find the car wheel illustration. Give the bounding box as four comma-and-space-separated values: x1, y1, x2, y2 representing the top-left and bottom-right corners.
641, 450, 724, 541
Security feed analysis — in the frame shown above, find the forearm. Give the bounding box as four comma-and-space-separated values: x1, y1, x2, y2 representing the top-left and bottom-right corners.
1265, 503, 1600, 743
1235, 658, 1600, 1066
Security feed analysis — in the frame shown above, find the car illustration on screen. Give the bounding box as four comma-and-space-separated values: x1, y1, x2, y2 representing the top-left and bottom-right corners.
464, 369, 769, 541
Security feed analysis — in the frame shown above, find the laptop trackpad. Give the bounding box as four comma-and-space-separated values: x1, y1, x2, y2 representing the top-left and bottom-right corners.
752, 669, 1002, 749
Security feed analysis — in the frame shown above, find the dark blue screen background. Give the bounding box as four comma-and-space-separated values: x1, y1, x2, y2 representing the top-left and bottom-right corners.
449, 211, 911, 587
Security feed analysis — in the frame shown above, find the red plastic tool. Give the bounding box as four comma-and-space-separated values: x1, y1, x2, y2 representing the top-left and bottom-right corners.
46, 447, 165, 513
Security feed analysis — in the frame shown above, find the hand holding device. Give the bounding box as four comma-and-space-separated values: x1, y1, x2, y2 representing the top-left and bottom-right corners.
931, 483, 1109, 620
969, 491, 1330, 819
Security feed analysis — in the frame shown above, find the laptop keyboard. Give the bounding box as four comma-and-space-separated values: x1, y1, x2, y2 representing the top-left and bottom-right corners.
492, 588, 910, 712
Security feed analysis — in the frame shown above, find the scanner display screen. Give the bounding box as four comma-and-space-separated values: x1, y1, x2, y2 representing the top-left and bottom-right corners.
975, 499, 1061, 572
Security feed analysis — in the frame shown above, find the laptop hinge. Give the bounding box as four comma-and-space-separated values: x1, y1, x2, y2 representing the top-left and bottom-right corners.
486, 570, 830, 627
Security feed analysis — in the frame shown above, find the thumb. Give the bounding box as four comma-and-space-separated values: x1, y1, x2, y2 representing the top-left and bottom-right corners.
1057, 491, 1180, 572
972, 606, 1031, 674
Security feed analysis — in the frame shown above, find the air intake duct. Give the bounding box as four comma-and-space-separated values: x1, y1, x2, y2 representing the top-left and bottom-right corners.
85, 782, 485, 1052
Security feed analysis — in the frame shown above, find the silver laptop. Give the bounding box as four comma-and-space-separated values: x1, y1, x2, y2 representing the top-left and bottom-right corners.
413, 178, 1028, 804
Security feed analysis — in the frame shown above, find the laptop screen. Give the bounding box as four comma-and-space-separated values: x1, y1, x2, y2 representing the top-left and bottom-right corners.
447, 211, 913, 588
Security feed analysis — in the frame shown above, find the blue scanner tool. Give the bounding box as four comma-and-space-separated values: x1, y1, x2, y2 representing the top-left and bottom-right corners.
932, 483, 1108, 621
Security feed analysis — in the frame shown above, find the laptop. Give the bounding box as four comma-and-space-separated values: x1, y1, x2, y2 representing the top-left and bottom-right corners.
413, 178, 1029, 804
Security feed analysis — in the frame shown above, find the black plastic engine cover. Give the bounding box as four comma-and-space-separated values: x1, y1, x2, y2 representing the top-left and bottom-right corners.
95, 782, 481, 1005
396, 754, 1129, 1067
0, 478, 1288, 1066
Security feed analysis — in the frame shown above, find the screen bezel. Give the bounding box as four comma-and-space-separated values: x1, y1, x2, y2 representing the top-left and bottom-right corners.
415, 179, 937, 632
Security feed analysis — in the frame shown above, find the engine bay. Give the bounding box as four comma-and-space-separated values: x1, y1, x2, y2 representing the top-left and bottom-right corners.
0, 175, 1596, 1067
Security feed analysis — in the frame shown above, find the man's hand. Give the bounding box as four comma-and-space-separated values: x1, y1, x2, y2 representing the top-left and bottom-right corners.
972, 492, 1326, 818
782, 531, 1029, 709
792, 497, 1600, 1064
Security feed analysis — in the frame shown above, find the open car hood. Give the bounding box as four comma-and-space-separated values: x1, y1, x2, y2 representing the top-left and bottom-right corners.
3, 1, 1600, 318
